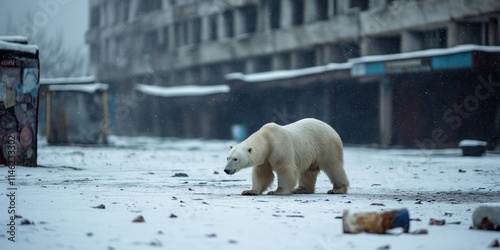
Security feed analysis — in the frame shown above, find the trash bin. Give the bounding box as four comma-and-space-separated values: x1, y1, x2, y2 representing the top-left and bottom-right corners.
458, 140, 487, 157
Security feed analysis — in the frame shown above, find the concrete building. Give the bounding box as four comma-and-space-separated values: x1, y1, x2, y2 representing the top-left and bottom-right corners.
86, 0, 500, 147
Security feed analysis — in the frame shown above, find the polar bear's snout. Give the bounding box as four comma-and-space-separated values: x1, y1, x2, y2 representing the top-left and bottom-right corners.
224, 168, 235, 175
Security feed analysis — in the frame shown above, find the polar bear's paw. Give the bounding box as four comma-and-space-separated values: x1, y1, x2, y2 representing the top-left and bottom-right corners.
242, 190, 259, 195
327, 185, 348, 194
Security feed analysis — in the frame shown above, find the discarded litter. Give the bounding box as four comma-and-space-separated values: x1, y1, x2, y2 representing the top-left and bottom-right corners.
343, 209, 409, 234
471, 206, 500, 231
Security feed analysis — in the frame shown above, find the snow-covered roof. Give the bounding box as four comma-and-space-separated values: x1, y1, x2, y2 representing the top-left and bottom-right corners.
349, 44, 500, 64
0, 35, 28, 44
135, 84, 230, 97
40, 76, 96, 85
48, 83, 109, 93
0, 40, 38, 55
225, 62, 352, 83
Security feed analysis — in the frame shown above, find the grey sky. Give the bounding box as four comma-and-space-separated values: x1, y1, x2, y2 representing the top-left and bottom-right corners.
0, 0, 88, 57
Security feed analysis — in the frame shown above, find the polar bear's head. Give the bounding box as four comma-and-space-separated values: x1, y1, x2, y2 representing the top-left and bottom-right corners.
224, 145, 253, 175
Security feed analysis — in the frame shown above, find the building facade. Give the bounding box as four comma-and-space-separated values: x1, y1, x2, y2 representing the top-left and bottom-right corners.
86, 0, 500, 147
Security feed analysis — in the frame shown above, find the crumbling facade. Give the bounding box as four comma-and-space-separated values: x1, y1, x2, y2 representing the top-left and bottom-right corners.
86, 0, 500, 146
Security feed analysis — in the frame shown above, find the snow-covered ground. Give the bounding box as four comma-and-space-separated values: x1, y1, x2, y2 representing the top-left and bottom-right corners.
1, 136, 499, 250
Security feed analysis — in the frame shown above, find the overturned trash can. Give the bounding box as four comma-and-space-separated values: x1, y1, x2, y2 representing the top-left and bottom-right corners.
40, 77, 109, 145
0, 38, 39, 167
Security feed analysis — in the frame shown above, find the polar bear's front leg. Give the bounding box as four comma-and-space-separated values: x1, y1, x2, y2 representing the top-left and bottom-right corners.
267, 167, 296, 195
242, 163, 274, 195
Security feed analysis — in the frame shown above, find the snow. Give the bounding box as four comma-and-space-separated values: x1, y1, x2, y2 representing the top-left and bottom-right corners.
0, 36, 28, 44
135, 84, 230, 97
225, 62, 352, 83
40, 76, 95, 85
48, 83, 109, 93
458, 140, 488, 147
224, 45, 500, 83
0, 40, 38, 55
1, 136, 499, 250
348, 44, 500, 64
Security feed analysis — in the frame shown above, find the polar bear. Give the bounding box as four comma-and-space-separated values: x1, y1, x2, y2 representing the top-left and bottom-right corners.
224, 118, 349, 195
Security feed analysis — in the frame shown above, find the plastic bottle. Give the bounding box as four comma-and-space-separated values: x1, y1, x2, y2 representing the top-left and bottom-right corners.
343, 209, 410, 234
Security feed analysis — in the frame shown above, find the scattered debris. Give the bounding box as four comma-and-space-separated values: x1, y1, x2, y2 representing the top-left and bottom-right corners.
86, 232, 93, 237
335, 216, 343, 219
376, 244, 390, 249
345, 201, 351, 204
458, 169, 466, 173
444, 212, 453, 217
158, 230, 164, 235
132, 215, 145, 223
20, 219, 34, 225
14, 214, 23, 219
169, 213, 178, 218
490, 239, 500, 248
172, 173, 189, 177
409, 229, 428, 235
410, 218, 421, 222
429, 218, 446, 226
415, 200, 423, 205
92, 204, 106, 209
213, 171, 219, 175
343, 209, 409, 234
188, 188, 194, 191
149, 239, 162, 247
206, 233, 217, 238
286, 215, 304, 218
371, 184, 382, 187
202, 201, 209, 205
448, 221, 461, 225
370, 203, 385, 207
228, 239, 238, 244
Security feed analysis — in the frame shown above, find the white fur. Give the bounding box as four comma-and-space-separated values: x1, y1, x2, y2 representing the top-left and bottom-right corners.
224, 118, 349, 195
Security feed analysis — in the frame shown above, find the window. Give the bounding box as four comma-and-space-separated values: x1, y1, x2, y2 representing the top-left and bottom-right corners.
316, 0, 328, 21
254, 56, 272, 72
192, 18, 202, 44
269, 0, 281, 30
117, 0, 130, 23
241, 5, 257, 34
137, 0, 162, 15
292, 0, 304, 26
144, 30, 159, 54
174, 22, 183, 47
423, 29, 447, 49
209, 15, 218, 41
90, 44, 100, 63
164, 27, 171, 50
223, 10, 234, 37
350, 0, 369, 12
90, 6, 100, 28
297, 50, 316, 68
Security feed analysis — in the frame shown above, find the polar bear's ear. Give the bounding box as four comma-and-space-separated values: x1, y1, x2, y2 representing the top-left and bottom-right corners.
229, 145, 233, 149
248, 147, 253, 153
